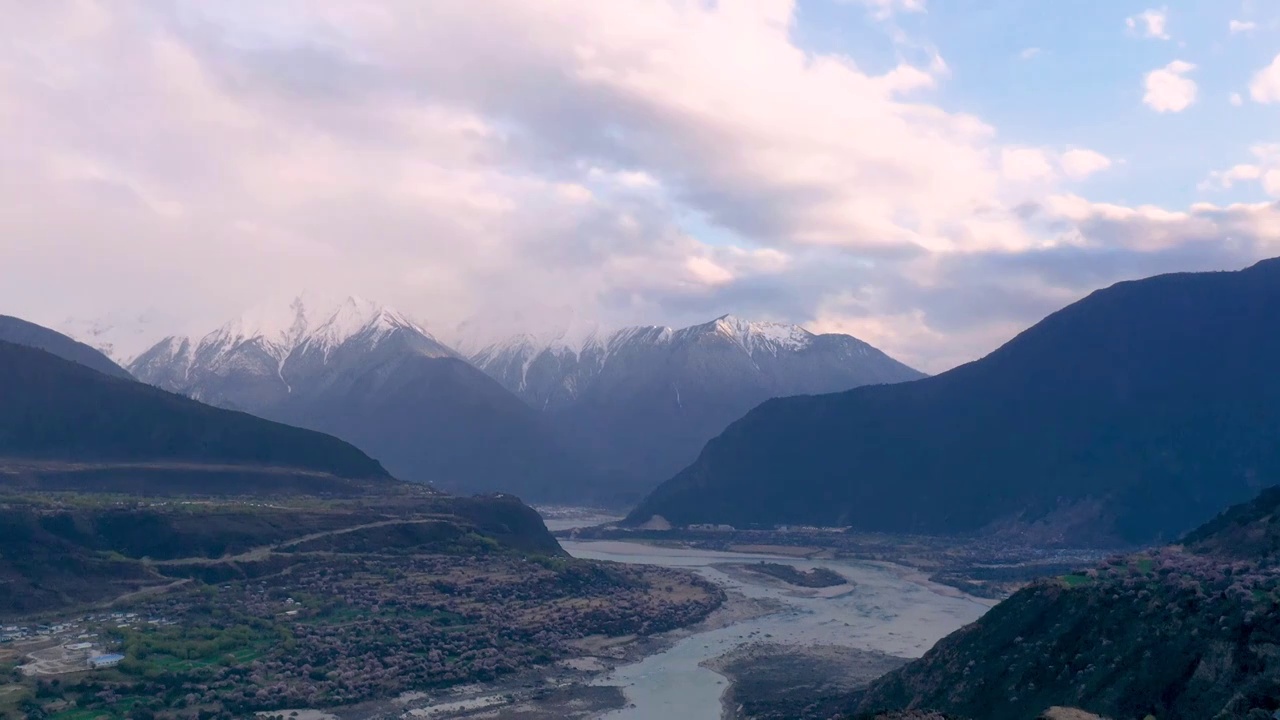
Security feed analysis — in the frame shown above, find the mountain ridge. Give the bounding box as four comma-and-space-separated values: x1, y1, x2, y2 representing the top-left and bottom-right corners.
628, 257, 1280, 545
471, 313, 925, 502
0, 338, 391, 490
0, 315, 134, 380
128, 295, 598, 500
125, 296, 922, 503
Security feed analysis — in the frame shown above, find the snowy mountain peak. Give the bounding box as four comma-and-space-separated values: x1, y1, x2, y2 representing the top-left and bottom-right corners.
303, 295, 431, 358
128, 294, 439, 381
472, 314, 824, 365
209, 295, 313, 362
688, 314, 815, 353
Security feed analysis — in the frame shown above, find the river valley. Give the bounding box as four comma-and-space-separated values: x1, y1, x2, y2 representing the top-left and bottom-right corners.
222, 512, 999, 720
563, 539, 993, 719
388, 510, 996, 719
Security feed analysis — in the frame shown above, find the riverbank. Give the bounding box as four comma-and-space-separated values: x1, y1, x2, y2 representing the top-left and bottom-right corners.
703, 643, 908, 720
330, 587, 781, 719
559, 523, 1117, 600
311, 537, 991, 719
564, 539, 989, 719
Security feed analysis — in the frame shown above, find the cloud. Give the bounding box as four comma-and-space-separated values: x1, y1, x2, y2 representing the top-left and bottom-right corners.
1001, 147, 1056, 183
0, 1, 1277, 375
1019, 47, 1041, 60
1203, 145, 1280, 198
1143, 60, 1198, 112
1127, 8, 1170, 40
1230, 92, 1245, 106
843, 0, 927, 19
1000, 147, 1112, 184
804, 199, 1280, 370
1250, 53, 1280, 104
1059, 149, 1113, 180
1229, 19, 1257, 34
684, 256, 736, 286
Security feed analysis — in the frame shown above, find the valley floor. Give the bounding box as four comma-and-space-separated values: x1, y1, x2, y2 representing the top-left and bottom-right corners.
0, 493, 721, 720
376, 534, 1003, 720
561, 522, 1119, 600
2, 501, 1113, 720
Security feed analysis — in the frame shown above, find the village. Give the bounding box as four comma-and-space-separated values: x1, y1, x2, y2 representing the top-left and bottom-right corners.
2, 611, 182, 677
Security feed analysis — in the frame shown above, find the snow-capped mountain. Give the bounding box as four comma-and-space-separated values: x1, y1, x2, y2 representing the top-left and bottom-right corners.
130, 295, 450, 408
128, 299, 923, 505
129, 295, 594, 500
471, 314, 926, 502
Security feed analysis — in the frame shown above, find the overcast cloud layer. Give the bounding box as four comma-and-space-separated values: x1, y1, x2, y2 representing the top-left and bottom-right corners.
2, 0, 1280, 372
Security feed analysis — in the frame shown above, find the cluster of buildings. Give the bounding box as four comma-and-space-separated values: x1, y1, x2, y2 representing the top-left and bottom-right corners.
59, 642, 124, 668
88, 653, 124, 669
1, 621, 85, 644
6, 611, 177, 676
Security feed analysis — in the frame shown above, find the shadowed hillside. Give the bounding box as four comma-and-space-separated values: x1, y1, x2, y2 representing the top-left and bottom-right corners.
631, 258, 1280, 545
853, 487, 1280, 719
0, 315, 132, 379
0, 340, 389, 486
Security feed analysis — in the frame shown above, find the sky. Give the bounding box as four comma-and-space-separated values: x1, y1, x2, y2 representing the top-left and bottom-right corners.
2, 0, 1280, 372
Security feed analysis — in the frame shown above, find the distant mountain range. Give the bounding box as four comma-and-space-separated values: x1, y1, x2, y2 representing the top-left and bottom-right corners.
0, 322, 571, 622
630, 258, 1280, 545
854, 485, 1280, 719
122, 296, 920, 503
471, 316, 924, 502
128, 296, 594, 501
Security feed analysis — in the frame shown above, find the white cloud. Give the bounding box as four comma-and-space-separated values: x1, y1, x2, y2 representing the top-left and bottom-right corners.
1250, 53, 1280, 104
1000, 147, 1112, 183
1143, 60, 1198, 112
684, 256, 736, 286
1203, 145, 1280, 197
0, 1, 1278, 375
1230, 92, 1245, 106
1042, 194, 1280, 252
1059, 149, 1113, 179
587, 167, 661, 190
1019, 47, 1041, 60
1127, 8, 1171, 40
1202, 164, 1262, 189
1229, 19, 1257, 34
1001, 147, 1056, 183
844, 0, 927, 19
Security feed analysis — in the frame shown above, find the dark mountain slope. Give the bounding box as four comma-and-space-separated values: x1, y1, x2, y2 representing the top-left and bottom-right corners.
630, 258, 1280, 544
129, 297, 599, 501
0, 340, 389, 483
474, 317, 924, 503
270, 330, 594, 500
853, 487, 1280, 720
0, 314, 133, 379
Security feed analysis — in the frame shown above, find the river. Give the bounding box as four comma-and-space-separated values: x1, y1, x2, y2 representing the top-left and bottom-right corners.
558, 537, 992, 719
